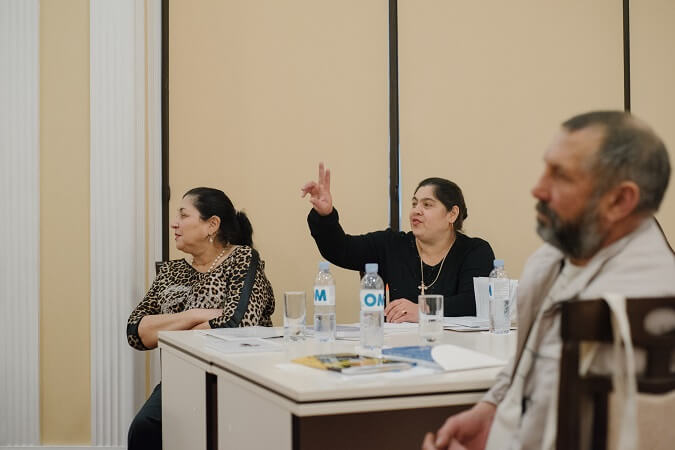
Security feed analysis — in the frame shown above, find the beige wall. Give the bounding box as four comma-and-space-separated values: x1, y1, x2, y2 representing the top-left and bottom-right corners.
39, 0, 91, 444
169, 0, 675, 326
169, 0, 390, 324
398, 0, 624, 278
631, 0, 675, 238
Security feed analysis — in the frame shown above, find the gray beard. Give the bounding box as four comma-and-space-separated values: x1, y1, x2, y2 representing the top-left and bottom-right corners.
535, 201, 606, 260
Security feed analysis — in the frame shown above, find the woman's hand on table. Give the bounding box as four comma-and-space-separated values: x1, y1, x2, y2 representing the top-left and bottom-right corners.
188, 309, 223, 329
191, 321, 212, 330
188, 308, 223, 324
385, 298, 419, 323
300, 162, 333, 216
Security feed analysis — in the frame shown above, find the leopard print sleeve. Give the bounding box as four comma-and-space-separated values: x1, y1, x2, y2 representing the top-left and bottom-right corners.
209, 246, 276, 328
126, 262, 171, 350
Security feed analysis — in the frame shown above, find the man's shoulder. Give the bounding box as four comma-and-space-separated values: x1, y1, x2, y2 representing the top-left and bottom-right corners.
607, 218, 674, 269
586, 219, 675, 297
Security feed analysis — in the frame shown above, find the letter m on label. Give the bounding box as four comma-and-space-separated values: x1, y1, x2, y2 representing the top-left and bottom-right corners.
377, 294, 384, 307
314, 289, 327, 302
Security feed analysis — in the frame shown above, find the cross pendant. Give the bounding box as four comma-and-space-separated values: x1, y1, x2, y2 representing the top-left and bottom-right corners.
418, 283, 426, 295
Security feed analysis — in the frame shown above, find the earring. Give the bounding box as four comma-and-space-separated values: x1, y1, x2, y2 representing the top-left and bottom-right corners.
208, 234, 214, 243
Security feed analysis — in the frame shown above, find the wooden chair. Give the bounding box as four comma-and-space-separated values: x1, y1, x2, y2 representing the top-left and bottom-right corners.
557, 296, 675, 450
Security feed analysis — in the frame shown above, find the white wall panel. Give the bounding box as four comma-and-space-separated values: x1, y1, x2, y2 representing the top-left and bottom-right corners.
0, 0, 40, 445
90, 0, 146, 444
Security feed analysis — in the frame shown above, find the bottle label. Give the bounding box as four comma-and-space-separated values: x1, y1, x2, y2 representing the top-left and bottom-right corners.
360, 289, 384, 311
313, 285, 335, 306
488, 278, 510, 301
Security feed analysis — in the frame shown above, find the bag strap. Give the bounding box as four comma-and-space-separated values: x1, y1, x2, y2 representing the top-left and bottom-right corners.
222, 248, 260, 328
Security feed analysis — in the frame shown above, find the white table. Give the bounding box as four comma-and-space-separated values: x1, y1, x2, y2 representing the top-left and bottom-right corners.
158, 328, 516, 450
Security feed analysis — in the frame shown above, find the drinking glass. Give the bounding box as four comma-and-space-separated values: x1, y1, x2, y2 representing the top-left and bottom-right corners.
418, 295, 444, 344
284, 291, 306, 342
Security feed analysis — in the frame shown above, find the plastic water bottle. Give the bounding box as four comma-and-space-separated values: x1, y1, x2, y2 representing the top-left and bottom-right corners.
313, 261, 336, 342
360, 263, 384, 351
488, 259, 510, 334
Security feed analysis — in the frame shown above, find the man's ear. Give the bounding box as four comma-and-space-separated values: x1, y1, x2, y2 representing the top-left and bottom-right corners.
604, 181, 640, 223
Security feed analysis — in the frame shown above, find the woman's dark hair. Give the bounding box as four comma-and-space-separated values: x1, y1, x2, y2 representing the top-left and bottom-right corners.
415, 178, 468, 231
183, 187, 253, 246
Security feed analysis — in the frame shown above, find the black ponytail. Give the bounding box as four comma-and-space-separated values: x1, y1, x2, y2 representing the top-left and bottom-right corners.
234, 211, 253, 246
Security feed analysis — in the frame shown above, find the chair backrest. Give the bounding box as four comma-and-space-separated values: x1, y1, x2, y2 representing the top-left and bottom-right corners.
557, 296, 675, 450
155, 261, 166, 275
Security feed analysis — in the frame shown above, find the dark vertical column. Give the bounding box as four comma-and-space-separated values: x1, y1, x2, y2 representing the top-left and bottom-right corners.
161, 0, 170, 260
623, 0, 631, 112
292, 415, 300, 450
388, 0, 400, 231
205, 373, 218, 450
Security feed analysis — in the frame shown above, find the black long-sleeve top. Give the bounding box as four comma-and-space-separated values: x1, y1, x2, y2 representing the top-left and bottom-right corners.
308, 208, 495, 316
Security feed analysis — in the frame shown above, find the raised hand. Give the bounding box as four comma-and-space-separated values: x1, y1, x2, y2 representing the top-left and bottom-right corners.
300, 162, 334, 216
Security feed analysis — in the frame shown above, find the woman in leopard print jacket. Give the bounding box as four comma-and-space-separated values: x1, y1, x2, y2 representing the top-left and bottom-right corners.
127, 187, 275, 450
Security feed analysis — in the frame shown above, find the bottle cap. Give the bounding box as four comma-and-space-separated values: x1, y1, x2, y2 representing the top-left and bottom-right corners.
493, 259, 505, 268
365, 263, 378, 273
318, 261, 330, 271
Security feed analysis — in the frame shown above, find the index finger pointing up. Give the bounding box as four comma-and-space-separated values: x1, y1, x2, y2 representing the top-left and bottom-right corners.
318, 162, 325, 184
318, 162, 331, 190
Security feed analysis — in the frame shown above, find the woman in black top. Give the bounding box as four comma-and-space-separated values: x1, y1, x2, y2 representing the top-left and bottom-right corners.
301, 163, 494, 322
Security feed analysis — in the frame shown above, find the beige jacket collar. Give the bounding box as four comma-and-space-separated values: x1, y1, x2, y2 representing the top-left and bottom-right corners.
511, 218, 652, 378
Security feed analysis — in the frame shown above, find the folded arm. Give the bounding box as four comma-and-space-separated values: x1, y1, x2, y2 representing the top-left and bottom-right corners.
136, 309, 223, 349
126, 262, 222, 350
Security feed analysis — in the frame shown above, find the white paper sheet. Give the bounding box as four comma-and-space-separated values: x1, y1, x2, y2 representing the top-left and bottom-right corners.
204, 336, 283, 353
202, 326, 284, 340
431, 344, 506, 371
443, 316, 490, 331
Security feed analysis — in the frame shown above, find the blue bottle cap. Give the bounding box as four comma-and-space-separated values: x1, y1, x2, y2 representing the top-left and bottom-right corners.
493, 259, 505, 268
318, 261, 330, 271
365, 263, 378, 273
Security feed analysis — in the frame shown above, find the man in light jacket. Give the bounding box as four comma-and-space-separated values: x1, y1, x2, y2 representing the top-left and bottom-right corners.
423, 110, 675, 450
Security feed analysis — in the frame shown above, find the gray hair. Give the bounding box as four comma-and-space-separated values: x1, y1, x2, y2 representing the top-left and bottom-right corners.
562, 111, 671, 214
